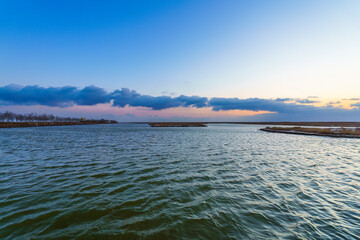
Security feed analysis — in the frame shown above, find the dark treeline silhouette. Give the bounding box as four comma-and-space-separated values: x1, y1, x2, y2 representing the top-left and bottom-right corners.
0, 111, 83, 122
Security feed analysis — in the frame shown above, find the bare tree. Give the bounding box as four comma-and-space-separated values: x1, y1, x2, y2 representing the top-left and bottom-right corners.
0, 111, 83, 122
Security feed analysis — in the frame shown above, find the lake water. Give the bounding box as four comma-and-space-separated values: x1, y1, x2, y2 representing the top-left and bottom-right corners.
0, 124, 359, 239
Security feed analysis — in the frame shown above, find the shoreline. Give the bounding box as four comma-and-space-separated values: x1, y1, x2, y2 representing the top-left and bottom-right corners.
146, 122, 360, 128
0, 121, 118, 128
149, 122, 207, 127
260, 127, 360, 139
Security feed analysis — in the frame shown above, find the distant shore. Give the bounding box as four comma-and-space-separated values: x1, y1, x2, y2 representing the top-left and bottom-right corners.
149, 122, 207, 127
0, 120, 118, 128
146, 122, 360, 128
261, 127, 360, 138
223, 122, 360, 127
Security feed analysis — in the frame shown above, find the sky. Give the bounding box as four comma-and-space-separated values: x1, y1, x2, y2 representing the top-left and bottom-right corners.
1, 0, 360, 121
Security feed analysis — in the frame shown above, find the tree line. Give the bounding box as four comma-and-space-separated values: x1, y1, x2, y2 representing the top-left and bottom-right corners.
0, 111, 83, 122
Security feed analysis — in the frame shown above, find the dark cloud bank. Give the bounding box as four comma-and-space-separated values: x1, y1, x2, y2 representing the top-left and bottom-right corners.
1, 84, 360, 121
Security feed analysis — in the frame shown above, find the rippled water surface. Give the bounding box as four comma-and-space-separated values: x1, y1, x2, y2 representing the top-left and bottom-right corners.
1, 124, 359, 239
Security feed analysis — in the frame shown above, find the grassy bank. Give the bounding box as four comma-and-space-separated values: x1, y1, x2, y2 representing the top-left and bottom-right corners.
261, 127, 360, 138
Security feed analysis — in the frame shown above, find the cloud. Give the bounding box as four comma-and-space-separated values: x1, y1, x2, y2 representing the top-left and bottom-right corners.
351, 102, 360, 108
275, 98, 319, 104
208, 97, 320, 113
208, 97, 360, 121
111, 88, 207, 110
1, 84, 360, 121
161, 91, 177, 96
343, 98, 360, 101
295, 99, 320, 104
0, 85, 207, 110
327, 101, 341, 105
0, 84, 110, 107
0, 84, 78, 107
75, 85, 110, 105
275, 98, 293, 102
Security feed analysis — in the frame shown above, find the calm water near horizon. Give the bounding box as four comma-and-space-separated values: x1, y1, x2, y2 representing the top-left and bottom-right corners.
0, 124, 359, 239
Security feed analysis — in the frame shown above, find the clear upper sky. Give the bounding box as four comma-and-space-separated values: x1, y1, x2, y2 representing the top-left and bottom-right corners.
1, 0, 360, 121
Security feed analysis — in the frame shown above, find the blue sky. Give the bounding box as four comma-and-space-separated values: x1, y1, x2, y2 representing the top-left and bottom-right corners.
1, 0, 360, 121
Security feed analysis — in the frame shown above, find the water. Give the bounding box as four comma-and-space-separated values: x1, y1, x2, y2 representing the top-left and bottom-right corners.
0, 124, 359, 239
